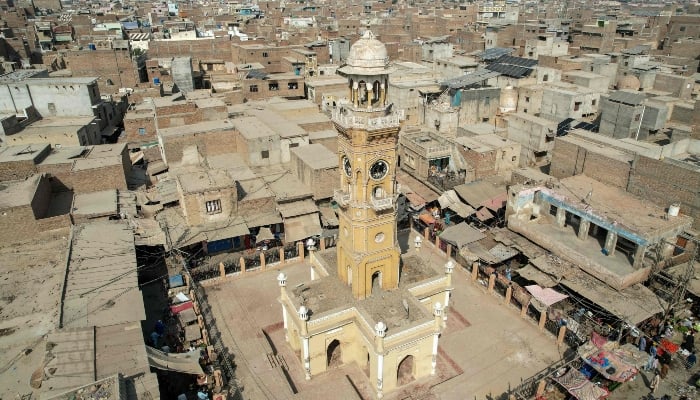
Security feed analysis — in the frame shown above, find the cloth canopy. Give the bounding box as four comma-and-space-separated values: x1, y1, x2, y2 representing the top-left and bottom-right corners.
438, 222, 485, 248
255, 227, 275, 242
146, 347, 204, 376
284, 213, 322, 243
578, 340, 639, 382
553, 368, 609, 400
437, 190, 475, 218
525, 285, 568, 307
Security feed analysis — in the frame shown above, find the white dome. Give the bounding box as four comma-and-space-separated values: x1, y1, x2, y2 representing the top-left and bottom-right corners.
346, 31, 388, 69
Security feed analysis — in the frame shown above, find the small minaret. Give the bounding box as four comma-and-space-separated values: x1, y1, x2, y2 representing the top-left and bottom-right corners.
374, 321, 387, 399
431, 302, 443, 375
277, 272, 288, 340
298, 305, 311, 380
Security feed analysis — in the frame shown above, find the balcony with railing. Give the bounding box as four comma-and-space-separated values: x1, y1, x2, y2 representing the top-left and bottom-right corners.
331, 104, 405, 131
333, 189, 351, 207
370, 196, 394, 211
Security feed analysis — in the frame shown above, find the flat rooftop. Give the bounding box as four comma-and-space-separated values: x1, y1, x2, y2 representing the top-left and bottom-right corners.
72, 189, 118, 217
557, 133, 635, 164
291, 143, 337, 170
0, 143, 50, 164
456, 133, 517, 153
15, 116, 96, 137
546, 175, 692, 237
234, 115, 278, 139
249, 108, 306, 138
0, 174, 41, 209
61, 221, 146, 328
177, 168, 236, 193
158, 119, 236, 137
292, 249, 436, 327
0, 232, 71, 400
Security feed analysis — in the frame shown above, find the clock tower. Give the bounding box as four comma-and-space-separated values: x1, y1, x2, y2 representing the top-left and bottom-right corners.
333, 31, 403, 300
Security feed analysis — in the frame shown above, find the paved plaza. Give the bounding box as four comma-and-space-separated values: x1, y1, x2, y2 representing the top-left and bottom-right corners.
205, 232, 564, 399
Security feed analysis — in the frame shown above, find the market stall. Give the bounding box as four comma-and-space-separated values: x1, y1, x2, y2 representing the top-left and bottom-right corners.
551, 368, 609, 400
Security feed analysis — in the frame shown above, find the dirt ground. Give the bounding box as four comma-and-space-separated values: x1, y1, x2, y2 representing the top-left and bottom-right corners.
0, 229, 71, 400
204, 231, 563, 400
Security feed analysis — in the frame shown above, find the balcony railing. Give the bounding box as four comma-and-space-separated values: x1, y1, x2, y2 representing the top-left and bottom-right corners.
371, 196, 394, 211
334, 189, 350, 207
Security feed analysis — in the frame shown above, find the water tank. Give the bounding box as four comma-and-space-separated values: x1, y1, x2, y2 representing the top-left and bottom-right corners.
668, 203, 681, 217
153, 77, 161, 85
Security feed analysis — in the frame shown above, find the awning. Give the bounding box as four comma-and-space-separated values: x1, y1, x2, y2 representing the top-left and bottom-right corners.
475, 207, 495, 221
517, 264, 558, 287
419, 213, 436, 225
185, 324, 202, 341
206, 220, 249, 242
245, 212, 283, 228
256, 227, 275, 242
553, 368, 609, 400
284, 213, 322, 243
439, 222, 485, 248
438, 190, 475, 218
319, 206, 339, 227
482, 192, 508, 212
178, 308, 198, 325
277, 199, 319, 218
525, 285, 568, 307
146, 347, 204, 376
404, 192, 426, 210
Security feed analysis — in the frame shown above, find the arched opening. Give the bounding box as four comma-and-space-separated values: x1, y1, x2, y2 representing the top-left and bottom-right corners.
397, 355, 415, 386
327, 339, 342, 368
372, 186, 386, 199
358, 80, 367, 105
372, 80, 381, 105
362, 346, 370, 377
371, 271, 382, 295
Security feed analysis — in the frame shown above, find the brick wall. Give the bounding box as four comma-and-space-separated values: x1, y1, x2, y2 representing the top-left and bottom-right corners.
124, 114, 157, 144
51, 164, 128, 194
581, 151, 631, 190
0, 204, 71, 244
162, 128, 239, 166
628, 155, 700, 228
149, 37, 233, 66
550, 138, 584, 179
63, 50, 140, 94
0, 159, 42, 182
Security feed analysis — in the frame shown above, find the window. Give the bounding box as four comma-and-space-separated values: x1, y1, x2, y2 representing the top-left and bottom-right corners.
525, 96, 530, 102
261, 150, 269, 159
680, 26, 686, 32
268, 82, 279, 91
574, 101, 581, 111
543, 74, 549, 82
205, 199, 222, 214
262, 52, 269, 57
288, 82, 298, 89
592, 99, 597, 106
634, 114, 641, 121
250, 85, 258, 92
290, 142, 300, 148
138, 127, 146, 135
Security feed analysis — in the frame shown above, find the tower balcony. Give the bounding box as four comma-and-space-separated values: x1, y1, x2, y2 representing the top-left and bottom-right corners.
332, 103, 404, 131
334, 189, 351, 207
370, 196, 394, 211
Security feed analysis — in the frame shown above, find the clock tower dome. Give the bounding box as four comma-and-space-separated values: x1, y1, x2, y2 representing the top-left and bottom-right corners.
333, 31, 403, 300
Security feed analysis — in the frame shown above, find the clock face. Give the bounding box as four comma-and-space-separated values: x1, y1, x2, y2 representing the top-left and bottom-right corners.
370, 160, 389, 180
342, 155, 352, 177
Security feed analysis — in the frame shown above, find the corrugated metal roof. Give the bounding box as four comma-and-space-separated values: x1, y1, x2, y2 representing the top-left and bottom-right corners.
441, 69, 500, 89
492, 55, 538, 68
477, 47, 515, 61
486, 63, 533, 78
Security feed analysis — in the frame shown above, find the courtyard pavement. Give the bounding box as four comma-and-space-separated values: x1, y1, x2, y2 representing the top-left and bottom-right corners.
204, 231, 564, 399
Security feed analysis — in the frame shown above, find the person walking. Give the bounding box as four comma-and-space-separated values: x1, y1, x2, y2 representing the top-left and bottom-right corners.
650, 372, 661, 394
639, 335, 647, 352
645, 342, 658, 371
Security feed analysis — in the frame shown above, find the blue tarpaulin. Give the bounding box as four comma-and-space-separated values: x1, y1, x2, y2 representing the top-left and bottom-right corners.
169, 274, 184, 288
